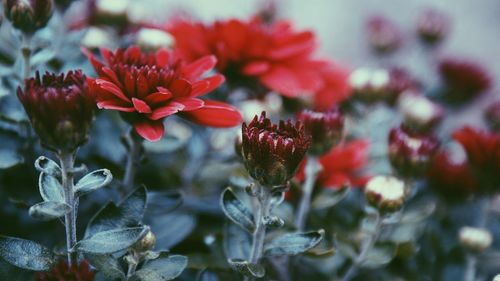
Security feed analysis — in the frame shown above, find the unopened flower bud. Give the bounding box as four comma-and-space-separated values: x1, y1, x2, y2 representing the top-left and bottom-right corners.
365, 176, 405, 212
297, 109, 344, 155
241, 112, 310, 186
4, 0, 53, 34
81, 27, 114, 49
136, 28, 175, 51
366, 16, 401, 54
133, 229, 156, 252
417, 8, 449, 45
458, 226, 493, 253
388, 125, 439, 178
350, 67, 390, 102
485, 100, 500, 132
17, 70, 95, 153
398, 90, 444, 133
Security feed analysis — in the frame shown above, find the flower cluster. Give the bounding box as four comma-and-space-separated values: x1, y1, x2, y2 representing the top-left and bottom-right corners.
84, 46, 242, 141
17, 70, 95, 152
241, 111, 310, 186
167, 17, 326, 98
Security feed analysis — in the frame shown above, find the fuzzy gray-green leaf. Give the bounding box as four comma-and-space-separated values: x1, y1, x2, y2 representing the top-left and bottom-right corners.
130, 254, 187, 281
39, 172, 64, 203
0, 236, 55, 271
264, 229, 325, 257
75, 226, 148, 254
29, 201, 71, 221
220, 188, 255, 233
74, 169, 113, 197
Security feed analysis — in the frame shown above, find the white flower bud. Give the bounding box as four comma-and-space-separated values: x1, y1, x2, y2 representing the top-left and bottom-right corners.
96, 0, 129, 17
81, 27, 114, 49
365, 176, 406, 212
458, 226, 493, 253
398, 90, 444, 132
493, 274, 500, 281
349, 67, 390, 101
136, 28, 175, 50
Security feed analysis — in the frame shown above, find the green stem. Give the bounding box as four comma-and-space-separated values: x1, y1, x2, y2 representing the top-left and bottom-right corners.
295, 156, 321, 230
59, 151, 78, 265
340, 212, 382, 281
122, 130, 142, 197
21, 35, 31, 82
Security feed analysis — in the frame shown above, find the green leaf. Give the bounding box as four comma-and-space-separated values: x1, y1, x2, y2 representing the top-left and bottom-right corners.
85, 186, 147, 238
29, 201, 71, 221
360, 243, 396, 269
311, 187, 349, 210
148, 211, 196, 250
227, 259, 265, 278
220, 188, 254, 233
223, 222, 251, 260
147, 191, 182, 214
34, 156, 60, 176
264, 229, 325, 257
0, 236, 55, 271
75, 226, 148, 254
85, 253, 125, 280
38, 172, 64, 203
74, 169, 113, 197
131, 254, 187, 281
0, 150, 23, 169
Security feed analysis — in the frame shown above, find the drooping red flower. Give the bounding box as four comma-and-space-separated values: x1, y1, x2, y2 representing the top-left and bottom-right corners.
453, 126, 500, 188
388, 124, 440, 178
84, 46, 242, 142
297, 108, 344, 155
17, 70, 95, 152
241, 111, 310, 186
35, 260, 95, 281
167, 17, 325, 97
438, 58, 491, 102
296, 139, 370, 189
312, 62, 352, 111
427, 150, 478, 199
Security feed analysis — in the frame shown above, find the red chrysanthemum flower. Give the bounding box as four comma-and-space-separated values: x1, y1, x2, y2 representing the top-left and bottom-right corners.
17, 70, 95, 152
427, 150, 478, 199
438, 58, 491, 101
453, 126, 500, 188
241, 111, 311, 186
312, 62, 352, 111
167, 17, 325, 97
35, 260, 95, 281
296, 139, 370, 189
84, 46, 242, 142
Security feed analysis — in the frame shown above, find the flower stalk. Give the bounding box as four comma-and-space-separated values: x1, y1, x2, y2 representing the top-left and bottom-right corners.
295, 156, 321, 230
21, 34, 32, 82
122, 129, 143, 196
248, 184, 272, 264
58, 151, 78, 265
341, 212, 383, 281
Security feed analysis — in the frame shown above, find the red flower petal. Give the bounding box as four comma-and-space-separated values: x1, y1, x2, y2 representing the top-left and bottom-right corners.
242, 61, 271, 75
132, 98, 152, 113
97, 100, 135, 112
191, 74, 225, 97
156, 48, 170, 68
95, 79, 131, 102
144, 91, 172, 105
149, 101, 185, 120
81, 48, 105, 74
134, 119, 164, 142
180, 100, 241, 127
170, 78, 192, 97
182, 55, 217, 78
176, 97, 204, 111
